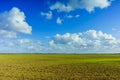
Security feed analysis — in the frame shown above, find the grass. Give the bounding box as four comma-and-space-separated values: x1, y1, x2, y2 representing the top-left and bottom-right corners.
0, 54, 120, 80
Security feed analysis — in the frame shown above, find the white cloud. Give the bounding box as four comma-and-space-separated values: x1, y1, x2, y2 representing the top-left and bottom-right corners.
16, 39, 43, 52
50, 0, 112, 12
0, 30, 17, 38
49, 40, 55, 46
17, 39, 30, 44
75, 14, 80, 18
56, 17, 63, 24
41, 11, 52, 19
49, 30, 120, 53
0, 38, 43, 53
0, 7, 32, 38
50, 2, 73, 12
66, 14, 80, 19
66, 15, 73, 18
1, 30, 120, 53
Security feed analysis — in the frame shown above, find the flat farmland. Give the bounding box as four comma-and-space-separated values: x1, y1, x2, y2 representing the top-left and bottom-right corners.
0, 54, 120, 80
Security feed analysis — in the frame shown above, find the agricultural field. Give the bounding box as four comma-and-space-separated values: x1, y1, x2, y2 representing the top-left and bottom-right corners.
0, 54, 120, 80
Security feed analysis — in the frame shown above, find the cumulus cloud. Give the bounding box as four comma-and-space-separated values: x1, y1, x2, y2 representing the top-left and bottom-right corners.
56, 17, 63, 24
0, 7, 32, 38
49, 30, 120, 53
50, 0, 112, 12
41, 11, 52, 19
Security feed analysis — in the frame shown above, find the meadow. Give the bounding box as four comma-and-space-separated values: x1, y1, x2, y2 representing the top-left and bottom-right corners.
0, 54, 120, 80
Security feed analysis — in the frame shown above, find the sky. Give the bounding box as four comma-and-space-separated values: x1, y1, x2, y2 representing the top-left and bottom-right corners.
0, 0, 120, 53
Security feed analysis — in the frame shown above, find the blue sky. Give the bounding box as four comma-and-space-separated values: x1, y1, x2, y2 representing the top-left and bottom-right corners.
0, 0, 120, 53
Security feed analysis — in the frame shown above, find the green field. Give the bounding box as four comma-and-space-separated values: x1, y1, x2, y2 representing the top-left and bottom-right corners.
0, 54, 120, 80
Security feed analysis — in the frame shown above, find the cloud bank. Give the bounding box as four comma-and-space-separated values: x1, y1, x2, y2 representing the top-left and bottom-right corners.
1, 30, 120, 53
0, 38, 43, 53
49, 30, 120, 53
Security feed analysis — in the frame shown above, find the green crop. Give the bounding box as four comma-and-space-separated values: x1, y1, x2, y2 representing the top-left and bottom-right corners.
0, 54, 119, 80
